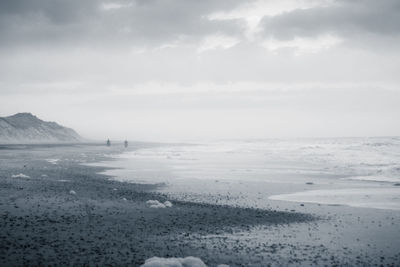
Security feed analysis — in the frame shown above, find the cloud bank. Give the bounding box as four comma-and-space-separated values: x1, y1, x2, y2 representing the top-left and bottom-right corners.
0, 0, 399, 140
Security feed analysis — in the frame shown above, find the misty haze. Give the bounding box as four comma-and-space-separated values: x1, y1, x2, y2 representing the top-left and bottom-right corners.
1, 0, 400, 266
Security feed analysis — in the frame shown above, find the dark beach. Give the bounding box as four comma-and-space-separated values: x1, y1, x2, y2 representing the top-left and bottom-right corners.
1, 143, 399, 266
0, 143, 313, 266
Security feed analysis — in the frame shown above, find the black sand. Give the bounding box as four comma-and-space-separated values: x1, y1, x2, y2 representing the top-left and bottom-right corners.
1, 144, 398, 266
0, 143, 314, 266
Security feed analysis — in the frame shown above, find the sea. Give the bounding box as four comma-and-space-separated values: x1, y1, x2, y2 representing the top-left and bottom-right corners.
92, 137, 400, 211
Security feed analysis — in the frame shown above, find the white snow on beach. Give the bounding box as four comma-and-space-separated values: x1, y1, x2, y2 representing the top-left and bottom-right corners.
46, 159, 59, 164
11, 173, 30, 178
141, 256, 207, 267
164, 201, 173, 207
146, 200, 173, 208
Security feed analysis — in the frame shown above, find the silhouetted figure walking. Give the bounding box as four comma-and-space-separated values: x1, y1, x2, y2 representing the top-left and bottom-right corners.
124, 140, 128, 148
107, 139, 111, 146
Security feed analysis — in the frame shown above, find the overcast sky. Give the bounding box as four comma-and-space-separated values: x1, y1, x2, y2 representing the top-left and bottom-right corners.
1, 0, 399, 141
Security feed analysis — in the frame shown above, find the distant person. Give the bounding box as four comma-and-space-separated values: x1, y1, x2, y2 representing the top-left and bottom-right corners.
124, 140, 128, 148
107, 139, 111, 146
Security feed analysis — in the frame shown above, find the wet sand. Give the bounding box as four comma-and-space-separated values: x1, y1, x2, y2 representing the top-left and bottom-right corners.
0, 143, 316, 266
157, 179, 400, 266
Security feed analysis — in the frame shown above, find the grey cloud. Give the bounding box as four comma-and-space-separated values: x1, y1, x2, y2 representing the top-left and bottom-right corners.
260, 0, 400, 40
0, 0, 246, 48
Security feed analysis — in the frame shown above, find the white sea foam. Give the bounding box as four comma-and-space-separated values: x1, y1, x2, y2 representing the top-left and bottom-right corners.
91, 137, 400, 210
344, 176, 400, 183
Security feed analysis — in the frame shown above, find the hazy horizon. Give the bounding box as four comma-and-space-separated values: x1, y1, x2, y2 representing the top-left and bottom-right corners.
1, 0, 400, 142
2, 110, 400, 143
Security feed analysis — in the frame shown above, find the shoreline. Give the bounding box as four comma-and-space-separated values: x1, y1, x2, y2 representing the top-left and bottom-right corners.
1, 143, 319, 266
87, 142, 400, 266
94, 139, 400, 212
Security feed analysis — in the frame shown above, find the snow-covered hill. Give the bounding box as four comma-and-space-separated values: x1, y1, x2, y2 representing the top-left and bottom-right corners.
0, 113, 83, 143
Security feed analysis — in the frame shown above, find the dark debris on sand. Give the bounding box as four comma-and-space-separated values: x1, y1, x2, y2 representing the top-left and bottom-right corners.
0, 143, 370, 266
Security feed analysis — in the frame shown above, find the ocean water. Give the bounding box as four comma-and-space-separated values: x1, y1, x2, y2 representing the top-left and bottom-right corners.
96, 137, 400, 210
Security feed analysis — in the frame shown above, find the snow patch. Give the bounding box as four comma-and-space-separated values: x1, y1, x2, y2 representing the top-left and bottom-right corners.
11, 173, 30, 178
141, 256, 207, 267
46, 159, 59, 164
146, 200, 173, 209
164, 201, 173, 207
